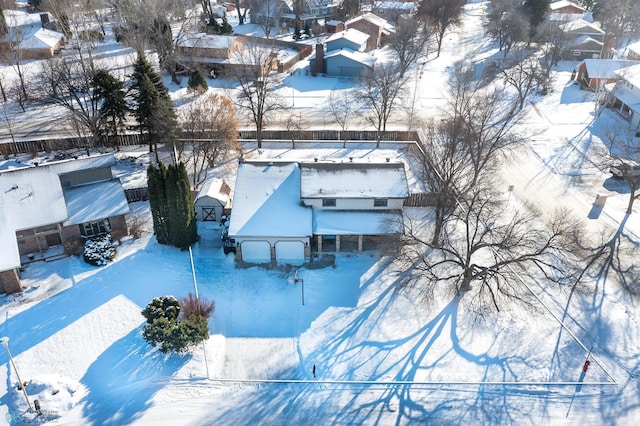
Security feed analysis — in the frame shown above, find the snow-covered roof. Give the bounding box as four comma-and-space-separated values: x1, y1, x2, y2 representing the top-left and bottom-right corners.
195, 178, 230, 204
615, 63, 640, 89
326, 20, 342, 26
550, 1, 585, 12
228, 162, 312, 238
63, 180, 129, 226
606, 82, 640, 114
325, 28, 369, 47
324, 48, 377, 67
627, 41, 640, 56
560, 19, 604, 35
375, 1, 416, 12
569, 35, 603, 51
0, 166, 67, 271
582, 59, 640, 79
0, 154, 121, 271
3, 10, 54, 28
176, 34, 238, 50
313, 210, 401, 235
18, 28, 64, 50
346, 12, 395, 34
300, 162, 409, 199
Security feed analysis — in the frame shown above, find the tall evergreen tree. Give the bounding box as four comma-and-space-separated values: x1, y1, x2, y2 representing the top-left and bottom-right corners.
129, 52, 178, 158
523, 0, 551, 38
147, 163, 197, 249
147, 163, 170, 244
93, 70, 127, 148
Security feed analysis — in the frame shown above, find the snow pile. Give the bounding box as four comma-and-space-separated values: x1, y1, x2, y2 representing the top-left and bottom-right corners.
6, 374, 86, 424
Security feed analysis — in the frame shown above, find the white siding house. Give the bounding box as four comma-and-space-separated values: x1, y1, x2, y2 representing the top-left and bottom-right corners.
606, 63, 640, 135
194, 178, 231, 221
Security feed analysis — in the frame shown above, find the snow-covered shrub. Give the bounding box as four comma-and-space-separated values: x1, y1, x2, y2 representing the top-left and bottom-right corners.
82, 235, 116, 266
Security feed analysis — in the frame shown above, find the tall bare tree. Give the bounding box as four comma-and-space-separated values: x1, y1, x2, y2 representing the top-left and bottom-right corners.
593, 0, 640, 50
356, 63, 405, 147
495, 47, 545, 110
485, 0, 529, 58
387, 17, 432, 78
417, 0, 465, 57
179, 93, 241, 188
401, 185, 581, 312
328, 89, 355, 148
599, 128, 640, 214
535, 20, 573, 79
229, 39, 283, 148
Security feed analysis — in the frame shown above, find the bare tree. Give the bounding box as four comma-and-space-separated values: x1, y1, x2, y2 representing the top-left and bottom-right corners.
253, 0, 283, 39
179, 93, 241, 188
495, 47, 545, 110
328, 89, 355, 148
229, 39, 284, 148
413, 65, 522, 246
401, 184, 582, 312
0, 14, 30, 110
485, 0, 529, 58
593, 0, 640, 50
356, 63, 405, 147
387, 17, 432, 78
283, 112, 303, 149
234, 0, 250, 25
417, 0, 466, 57
535, 20, 573, 79
39, 57, 102, 143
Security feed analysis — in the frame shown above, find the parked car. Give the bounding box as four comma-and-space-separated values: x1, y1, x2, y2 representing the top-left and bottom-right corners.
610, 161, 640, 179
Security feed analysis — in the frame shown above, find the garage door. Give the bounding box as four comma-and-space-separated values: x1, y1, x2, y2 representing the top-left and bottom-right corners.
275, 241, 305, 264
241, 241, 271, 263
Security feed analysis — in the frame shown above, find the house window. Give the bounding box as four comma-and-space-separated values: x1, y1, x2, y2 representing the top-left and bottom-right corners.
322, 198, 336, 207
573, 51, 581, 56
80, 219, 111, 237
374, 198, 388, 207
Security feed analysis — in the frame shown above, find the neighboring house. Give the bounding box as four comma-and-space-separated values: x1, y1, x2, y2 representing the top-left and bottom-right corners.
175, 33, 244, 72
0, 154, 130, 294
325, 29, 369, 53
373, 1, 416, 24
251, 0, 340, 28
548, 0, 587, 22
605, 63, 640, 135
626, 41, 640, 60
194, 178, 232, 221
574, 59, 640, 90
326, 20, 344, 33
562, 35, 604, 60
0, 10, 64, 60
346, 12, 394, 51
227, 160, 408, 264
309, 41, 376, 77
560, 19, 605, 43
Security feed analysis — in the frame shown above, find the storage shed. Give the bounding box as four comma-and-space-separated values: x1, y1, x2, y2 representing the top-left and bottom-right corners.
194, 178, 231, 221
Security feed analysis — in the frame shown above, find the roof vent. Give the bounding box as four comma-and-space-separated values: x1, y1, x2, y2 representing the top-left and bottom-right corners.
349, 157, 353, 162
386, 158, 390, 162
314, 158, 318, 162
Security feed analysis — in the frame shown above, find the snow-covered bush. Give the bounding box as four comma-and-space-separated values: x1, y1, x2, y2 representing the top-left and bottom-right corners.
82, 235, 116, 266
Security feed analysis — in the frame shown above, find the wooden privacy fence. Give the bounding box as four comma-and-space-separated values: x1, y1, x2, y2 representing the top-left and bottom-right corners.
1, 130, 421, 156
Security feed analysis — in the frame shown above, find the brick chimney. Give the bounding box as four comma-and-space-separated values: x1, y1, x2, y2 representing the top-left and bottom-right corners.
314, 43, 325, 75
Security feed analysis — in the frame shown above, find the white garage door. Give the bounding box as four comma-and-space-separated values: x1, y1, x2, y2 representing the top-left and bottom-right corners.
241, 241, 271, 263
275, 241, 305, 264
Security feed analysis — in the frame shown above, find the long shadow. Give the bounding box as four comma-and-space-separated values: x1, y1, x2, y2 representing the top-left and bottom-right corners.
80, 327, 190, 425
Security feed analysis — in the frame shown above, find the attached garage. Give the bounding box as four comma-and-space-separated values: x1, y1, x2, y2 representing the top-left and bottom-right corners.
275, 241, 305, 264
194, 178, 231, 222
240, 241, 271, 263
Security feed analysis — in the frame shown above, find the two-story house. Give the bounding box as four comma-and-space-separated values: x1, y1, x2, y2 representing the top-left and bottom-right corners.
251, 0, 340, 29
0, 154, 129, 293
227, 160, 409, 264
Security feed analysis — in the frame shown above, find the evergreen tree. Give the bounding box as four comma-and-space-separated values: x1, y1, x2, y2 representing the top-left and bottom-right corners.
221, 16, 233, 35
188, 69, 208, 93
147, 163, 170, 244
207, 17, 222, 34
130, 52, 177, 157
147, 163, 197, 249
294, 23, 301, 40
93, 70, 127, 148
523, 0, 551, 38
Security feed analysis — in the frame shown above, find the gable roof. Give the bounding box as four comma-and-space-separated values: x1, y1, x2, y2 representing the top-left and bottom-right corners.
346, 12, 395, 35
615, 63, 640, 88
581, 59, 640, 79
324, 48, 377, 67
550, 1, 585, 12
569, 35, 603, 52
195, 178, 231, 204
18, 28, 64, 50
63, 180, 129, 226
176, 33, 238, 50
0, 154, 124, 271
325, 28, 369, 48
560, 19, 605, 35
300, 162, 409, 199
228, 162, 312, 238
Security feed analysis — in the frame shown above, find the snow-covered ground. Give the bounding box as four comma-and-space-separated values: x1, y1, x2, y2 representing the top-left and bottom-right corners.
2, 1, 640, 424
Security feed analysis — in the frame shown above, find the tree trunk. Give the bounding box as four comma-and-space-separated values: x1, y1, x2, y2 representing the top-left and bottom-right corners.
627, 187, 636, 214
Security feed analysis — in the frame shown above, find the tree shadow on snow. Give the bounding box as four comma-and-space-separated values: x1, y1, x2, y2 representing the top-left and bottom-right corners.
79, 326, 190, 425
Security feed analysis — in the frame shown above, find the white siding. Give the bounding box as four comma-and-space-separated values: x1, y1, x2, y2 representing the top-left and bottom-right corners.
240, 241, 271, 263
275, 241, 305, 264
303, 198, 404, 210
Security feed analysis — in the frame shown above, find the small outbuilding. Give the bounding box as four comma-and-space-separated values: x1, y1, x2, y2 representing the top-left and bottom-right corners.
194, 178, 231, 222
